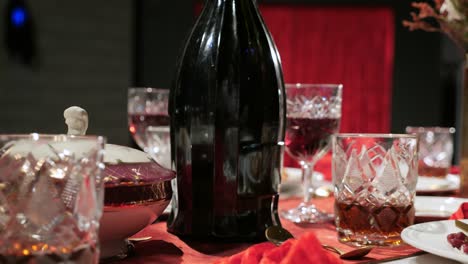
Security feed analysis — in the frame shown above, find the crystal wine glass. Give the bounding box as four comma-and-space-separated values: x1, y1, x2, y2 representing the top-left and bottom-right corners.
128, 87, 170, 152
282, 83, 342, 223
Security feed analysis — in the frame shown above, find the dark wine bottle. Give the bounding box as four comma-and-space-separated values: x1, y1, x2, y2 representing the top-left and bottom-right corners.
168, 0, 286, 241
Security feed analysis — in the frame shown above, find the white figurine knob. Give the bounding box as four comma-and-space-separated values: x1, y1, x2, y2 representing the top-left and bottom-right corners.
64, 106, 88, 136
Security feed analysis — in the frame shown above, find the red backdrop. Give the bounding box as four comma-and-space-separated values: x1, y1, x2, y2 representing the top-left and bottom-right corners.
260, 5, 394, 134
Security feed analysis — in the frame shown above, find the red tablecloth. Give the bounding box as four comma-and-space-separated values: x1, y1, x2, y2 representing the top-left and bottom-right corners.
116, 197, 422, 264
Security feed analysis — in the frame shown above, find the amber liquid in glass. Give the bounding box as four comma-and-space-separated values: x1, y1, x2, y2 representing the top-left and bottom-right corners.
418, 161, 449, 178
0, 244, 97, 264
335, 201, 415, 246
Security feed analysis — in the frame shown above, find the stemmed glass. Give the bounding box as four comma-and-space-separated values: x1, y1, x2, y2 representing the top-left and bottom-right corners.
127, 88, 170, 152
281, 83, 342, 223
145, 126, 171, 169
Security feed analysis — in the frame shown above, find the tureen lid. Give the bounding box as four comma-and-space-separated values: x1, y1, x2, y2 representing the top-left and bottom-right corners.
64, 106, 175, 185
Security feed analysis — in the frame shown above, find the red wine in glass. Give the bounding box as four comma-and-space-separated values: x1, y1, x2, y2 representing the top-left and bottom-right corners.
128, 113, 170, 150
285, 117, 340, 163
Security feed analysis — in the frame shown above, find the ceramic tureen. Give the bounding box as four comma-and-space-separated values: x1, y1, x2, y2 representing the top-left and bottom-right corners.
63, 106, 175, 259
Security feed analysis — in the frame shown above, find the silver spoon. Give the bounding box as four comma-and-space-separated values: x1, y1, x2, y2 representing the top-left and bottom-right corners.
265, 226, 373, 260
265, 225, 295, 246
128, 236, 152, 243
322, 244, 374, 260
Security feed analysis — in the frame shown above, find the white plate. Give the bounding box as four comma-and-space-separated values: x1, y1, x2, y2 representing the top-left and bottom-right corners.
416, 174, 459, 194
280, 167, 302, 195
280, 167, 332, 198
415, 196, 468, 218
402, 220, 468, 263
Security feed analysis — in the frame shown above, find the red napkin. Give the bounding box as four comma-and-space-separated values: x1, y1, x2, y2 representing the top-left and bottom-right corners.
450, 165, 460, 175
214, 232, 342, 264
450, 203, 468, 220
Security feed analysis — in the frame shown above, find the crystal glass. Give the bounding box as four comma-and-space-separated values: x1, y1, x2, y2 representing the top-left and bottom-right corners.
128, 88, 170, 152
145, 126, 171, 169
281, 83, 342, 223
0, 134, 105, 263
333, 134, 418, 246
406, 126, 455, 177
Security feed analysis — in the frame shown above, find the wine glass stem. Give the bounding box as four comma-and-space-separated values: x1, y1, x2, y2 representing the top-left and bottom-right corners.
302, 162, 317, 205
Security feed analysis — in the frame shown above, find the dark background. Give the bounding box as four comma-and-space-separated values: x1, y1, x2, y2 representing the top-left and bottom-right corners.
0, 0, 463, 158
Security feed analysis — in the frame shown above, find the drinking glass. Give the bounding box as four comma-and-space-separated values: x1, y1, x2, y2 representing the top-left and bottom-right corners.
333, 134, 418, 246
145, 126, 171, 169
0, 134, 105, 263
406, 126, 455, 177
281, 83, 342, 223
127, 88, 170, 152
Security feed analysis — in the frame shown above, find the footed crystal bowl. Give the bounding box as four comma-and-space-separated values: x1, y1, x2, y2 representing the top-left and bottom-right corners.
99, 144, 175, 259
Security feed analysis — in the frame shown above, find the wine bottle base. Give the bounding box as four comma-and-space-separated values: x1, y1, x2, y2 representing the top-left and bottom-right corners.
166, 228, 268, 243
167, 194, 281, 242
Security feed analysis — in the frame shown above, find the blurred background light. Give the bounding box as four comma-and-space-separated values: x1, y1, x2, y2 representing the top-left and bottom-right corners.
11, 7, 27, 27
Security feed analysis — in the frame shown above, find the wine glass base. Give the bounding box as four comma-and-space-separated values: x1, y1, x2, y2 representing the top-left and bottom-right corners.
281, 203, 333, 224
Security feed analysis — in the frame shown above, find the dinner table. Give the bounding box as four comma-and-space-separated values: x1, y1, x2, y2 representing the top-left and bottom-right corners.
106, 153, 464, 264
112, 194, 461, 264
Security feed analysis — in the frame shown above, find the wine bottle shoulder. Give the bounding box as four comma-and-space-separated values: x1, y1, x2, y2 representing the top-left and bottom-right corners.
183, 5, 278, 60
176, 2, 282, 71
171, 0, 286, 132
